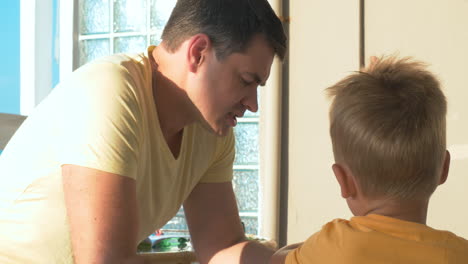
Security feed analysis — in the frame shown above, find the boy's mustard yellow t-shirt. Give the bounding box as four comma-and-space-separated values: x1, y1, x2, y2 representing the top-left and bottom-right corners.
286, 214, 468, 264
0, 46, 234, 264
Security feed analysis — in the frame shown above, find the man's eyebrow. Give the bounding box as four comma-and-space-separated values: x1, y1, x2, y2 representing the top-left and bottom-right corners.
245, 72, 267, 86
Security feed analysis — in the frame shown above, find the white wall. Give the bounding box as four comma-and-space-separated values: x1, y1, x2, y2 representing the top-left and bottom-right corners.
366, 0, 468, 238
287, 0, 360, 243
287, 0, 468, 243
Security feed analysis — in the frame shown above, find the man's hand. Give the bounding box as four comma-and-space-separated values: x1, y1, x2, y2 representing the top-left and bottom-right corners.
184, 182, 274, 264
269, 243, 303, 264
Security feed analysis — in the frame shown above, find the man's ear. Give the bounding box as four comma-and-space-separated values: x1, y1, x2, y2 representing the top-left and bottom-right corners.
187, 34, 210, 73
332, 163, 357, 199
439, 150, 451, 185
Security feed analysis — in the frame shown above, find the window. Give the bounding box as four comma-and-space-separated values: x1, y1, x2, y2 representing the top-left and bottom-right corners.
77, 0, 176, 66
60, 0, 283, 242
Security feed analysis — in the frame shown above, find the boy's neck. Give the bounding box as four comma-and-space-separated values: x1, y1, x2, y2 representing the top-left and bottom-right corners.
361, 198, 430, 225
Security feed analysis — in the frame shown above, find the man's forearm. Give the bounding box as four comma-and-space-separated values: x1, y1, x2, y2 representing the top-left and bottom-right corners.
270, 243, 303, 264
208, 240, 275, 264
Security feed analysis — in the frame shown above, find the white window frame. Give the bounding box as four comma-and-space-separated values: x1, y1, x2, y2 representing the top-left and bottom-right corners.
259, 56, 282, 241
59, 0, 78, 83
20, 0, 55, 115
56, 0, 284, 243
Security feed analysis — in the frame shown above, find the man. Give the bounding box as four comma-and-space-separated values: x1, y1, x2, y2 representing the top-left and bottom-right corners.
0, 0, 287, 263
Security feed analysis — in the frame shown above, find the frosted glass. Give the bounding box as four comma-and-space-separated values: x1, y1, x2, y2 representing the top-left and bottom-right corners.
162, 215, 188, 231
150, 0, 177, 31
241, 216, 258, 235
233, 169, 259, 212
234, 122, 259, 165
114, 36, 147, 54
114, 0, 146, 33
244, 110, 259, 117
79, 0, 110, 34
79, 39, 110, 66
162, 208, 188, 231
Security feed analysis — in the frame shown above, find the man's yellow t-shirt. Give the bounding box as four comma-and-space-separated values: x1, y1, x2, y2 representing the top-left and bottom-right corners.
0, 46, 235, 264
286, 214, 468, 264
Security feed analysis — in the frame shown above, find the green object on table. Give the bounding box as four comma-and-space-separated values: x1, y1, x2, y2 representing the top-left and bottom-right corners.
154, 237, 190, 251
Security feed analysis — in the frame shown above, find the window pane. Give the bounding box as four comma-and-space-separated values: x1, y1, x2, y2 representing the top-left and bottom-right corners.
79, 39, 110, 66
79, 0, 110, 34
233, 169, 259, 212
114, 36, 147, 54
241, 216, 258, 235
244, 110, 260, 117
150, 0, 177, 31
162, 212, 188, 231
234, 122, 259, 165
114, 0, 146, 33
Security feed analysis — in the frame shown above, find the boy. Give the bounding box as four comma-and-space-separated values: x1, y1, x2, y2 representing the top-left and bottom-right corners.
0, 0, 286, 263
271, 56, 468, 263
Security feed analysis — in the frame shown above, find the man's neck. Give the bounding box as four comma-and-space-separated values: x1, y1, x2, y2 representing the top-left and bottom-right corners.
150, 46, 198, 139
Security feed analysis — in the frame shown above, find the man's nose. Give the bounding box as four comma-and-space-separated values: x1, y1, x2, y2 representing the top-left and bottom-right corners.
241, 89, 258, 113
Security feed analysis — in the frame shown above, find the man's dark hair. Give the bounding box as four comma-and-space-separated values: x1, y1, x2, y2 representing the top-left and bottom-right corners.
161, 0, 287, 60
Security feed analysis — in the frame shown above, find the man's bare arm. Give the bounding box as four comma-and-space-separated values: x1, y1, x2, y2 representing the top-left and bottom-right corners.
62, 164, 148, 264
184, 182, 274, 264
269, 243, 303, 264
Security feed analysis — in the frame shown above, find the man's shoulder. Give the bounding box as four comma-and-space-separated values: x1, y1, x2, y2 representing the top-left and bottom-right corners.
84, 52, 148, 76
60, 51, 151, 101
93, 51, 148, 66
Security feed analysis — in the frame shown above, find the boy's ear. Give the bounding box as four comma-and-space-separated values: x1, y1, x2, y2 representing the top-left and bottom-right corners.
332, 163, 357, 199
439, 150, 451, 185
187, 34, 210, 73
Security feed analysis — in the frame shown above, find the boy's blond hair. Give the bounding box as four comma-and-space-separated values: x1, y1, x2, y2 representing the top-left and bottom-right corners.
327, 56, 447, 200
